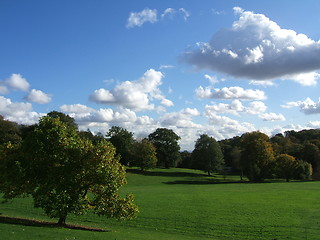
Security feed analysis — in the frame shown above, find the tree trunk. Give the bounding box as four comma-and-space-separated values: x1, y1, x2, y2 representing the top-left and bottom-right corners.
58, 215, 67, 225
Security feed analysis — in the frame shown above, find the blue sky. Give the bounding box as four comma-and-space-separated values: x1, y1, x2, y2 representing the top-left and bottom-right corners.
1, 0, 320, 150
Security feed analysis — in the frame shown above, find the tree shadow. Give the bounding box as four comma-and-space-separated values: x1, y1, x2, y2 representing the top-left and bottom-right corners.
164, 180, 273, 185
0, 215, 108, 232
126, 168, 207, 178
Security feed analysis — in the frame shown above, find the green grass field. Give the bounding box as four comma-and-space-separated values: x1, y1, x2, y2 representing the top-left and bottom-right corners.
1, 168, 319, 239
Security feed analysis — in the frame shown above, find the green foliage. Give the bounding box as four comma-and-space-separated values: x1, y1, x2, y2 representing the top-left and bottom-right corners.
106, 126, 135, 166
132, 139, 157, 171
192, 134, 224, 175
240, 131, 275, 181
0, 116, 138, 224
0, 115, 21, 145
47, 111, 78, 130
275, 154, 298, 182
148, 128, 181, 168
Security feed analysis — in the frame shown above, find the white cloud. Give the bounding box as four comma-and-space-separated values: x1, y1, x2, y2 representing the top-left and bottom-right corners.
183, 7, 320, 85
25, 89, 52, 104
204, 74, 219, 84
90, 69, 169, 111
159, 65, 175, 70
161, 8, 175, 19
126, 8, 157, 28
249, 80, 275, 87
307, 121, 320, 128
259, 112, 286, 121
60, 104, 95, 113
281, 97, 320, 114
161, 98, 174, 107
205, 100, 267, 116
0, 96, 42, 125
179, 8, 190, 21
160, 108, 201, 128
196, 86, 266, 100
0, 74, 30, 93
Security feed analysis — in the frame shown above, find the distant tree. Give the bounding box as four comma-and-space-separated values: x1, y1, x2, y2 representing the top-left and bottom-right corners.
0, 116, 138, 225
79, 129, 105, 144
148, 128, 181, 168
179, 151, 193, 169
240, 131, 275, 181
192, 134, 224, 176
275, 154, 298, 182
0, 116, 21, 145
106, 126, 135, 166
295, 160, 313, 180
132, 139, 157, 171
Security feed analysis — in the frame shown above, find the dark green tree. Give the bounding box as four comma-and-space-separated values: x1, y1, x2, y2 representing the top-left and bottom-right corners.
47, 111, 78, 130
148, 128, 181, 168
179, 151, 193, 169
0, 116, 138, 225
0, 115, 21, 145
240, 131, 275, 181
106, 126, 135, 166
192, 134, 224, 176
132, 139, 157, 171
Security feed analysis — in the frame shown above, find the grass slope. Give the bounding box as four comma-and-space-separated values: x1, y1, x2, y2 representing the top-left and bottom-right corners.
1, 168, 319, 239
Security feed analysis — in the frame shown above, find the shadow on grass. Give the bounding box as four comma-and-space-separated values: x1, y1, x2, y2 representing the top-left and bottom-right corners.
126, 168, 207, 178
0, 215, 108, 232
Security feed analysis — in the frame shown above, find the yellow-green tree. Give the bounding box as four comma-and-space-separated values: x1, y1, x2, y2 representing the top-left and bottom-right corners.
275, 154, 298, 182
240, 131, 275, 181
132, 139, 157, 171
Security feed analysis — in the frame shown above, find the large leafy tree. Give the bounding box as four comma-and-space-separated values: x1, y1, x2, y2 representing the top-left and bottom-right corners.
240, 131, 275, 181
192, 134, 224, 176
106, 126, 135, 166
132, 139, 157, 171
148, 128, 181, 168
0, 116, 138, 224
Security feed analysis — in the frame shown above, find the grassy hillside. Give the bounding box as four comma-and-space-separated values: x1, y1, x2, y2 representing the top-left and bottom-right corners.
1, 168, 319, 239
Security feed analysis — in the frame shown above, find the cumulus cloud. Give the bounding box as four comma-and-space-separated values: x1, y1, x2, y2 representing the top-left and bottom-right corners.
24, 89, 52, 104
160, 108, 201, 128
60, 104, 95, 113
259, 112, 286, 121
0, 96, 42, 125
196, 86, 266, 100
90, 69, 171, 111
0, 74, 30, 94
183, 7, 320, 85
282, 97, 320, 114
205, 100, 267, 116
126, 8, 158, 28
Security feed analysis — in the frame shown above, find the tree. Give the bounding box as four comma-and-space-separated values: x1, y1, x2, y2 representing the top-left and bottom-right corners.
275, 154, 298, 182
240, 131, 275, 181
148, 128, 181, 168
179, 151, 193, 169
192, 134, 224, 176
0, 115, 21, 145
0, 116, 138, 225
47, 111, 78, 130
106, 126, 135, 166
132, 139, 157, 171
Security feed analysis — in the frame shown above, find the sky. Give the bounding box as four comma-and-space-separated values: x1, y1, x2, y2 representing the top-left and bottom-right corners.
1, 0, 320, 150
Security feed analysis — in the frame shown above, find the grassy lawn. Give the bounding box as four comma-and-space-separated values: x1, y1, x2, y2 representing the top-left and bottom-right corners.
1, 168, 319, 239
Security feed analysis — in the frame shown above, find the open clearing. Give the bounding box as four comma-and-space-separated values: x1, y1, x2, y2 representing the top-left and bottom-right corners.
1, 168, 319, 239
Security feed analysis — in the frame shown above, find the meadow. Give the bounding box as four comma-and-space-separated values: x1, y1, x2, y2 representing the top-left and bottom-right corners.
1, 168, 319, 239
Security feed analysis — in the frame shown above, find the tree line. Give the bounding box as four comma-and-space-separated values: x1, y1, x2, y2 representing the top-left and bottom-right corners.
0, 112, 318, 223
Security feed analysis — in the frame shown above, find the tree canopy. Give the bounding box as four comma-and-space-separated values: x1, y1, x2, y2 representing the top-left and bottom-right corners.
240, 131, 275, 181
148, 128, 181, 168
0, 115, 138, 224
106, 126, 135, 166
192, 134, 224, 176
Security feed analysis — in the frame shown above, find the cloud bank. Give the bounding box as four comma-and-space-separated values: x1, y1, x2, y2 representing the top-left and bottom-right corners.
183, 7, 320, 85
